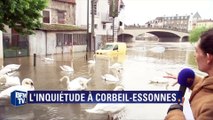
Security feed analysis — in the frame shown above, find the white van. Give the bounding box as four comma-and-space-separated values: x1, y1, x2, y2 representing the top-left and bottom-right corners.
96, 42, 127, 56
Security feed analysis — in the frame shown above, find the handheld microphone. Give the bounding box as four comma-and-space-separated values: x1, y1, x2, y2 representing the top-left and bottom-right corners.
178, 68, 195, 98
167, 68, 195, 113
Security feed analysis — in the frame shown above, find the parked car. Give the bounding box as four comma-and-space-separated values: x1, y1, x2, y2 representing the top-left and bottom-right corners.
96, 42, 127, 56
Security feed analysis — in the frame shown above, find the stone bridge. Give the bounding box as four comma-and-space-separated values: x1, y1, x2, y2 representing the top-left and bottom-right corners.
117, 27, 189, 42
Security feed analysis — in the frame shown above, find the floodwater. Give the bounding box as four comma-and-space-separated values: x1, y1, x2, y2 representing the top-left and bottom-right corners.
0, 41, 200, 120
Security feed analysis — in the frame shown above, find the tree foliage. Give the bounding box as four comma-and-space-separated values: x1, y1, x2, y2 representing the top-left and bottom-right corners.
109, 0, 124, 18
189, 27, 209, 43
0, 0, 47, 35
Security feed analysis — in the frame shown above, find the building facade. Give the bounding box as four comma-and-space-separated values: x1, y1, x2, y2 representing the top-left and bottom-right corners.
30, 0, 87, 56
195, 19, 213, 28
1, 0, 87, 59
76, 0, 124, 51
145, 12, 202, 32
146, 14, 190, 32
188, 12, 202, 31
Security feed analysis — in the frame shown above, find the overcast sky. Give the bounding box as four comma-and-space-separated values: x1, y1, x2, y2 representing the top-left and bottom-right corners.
120, 0, 213, 25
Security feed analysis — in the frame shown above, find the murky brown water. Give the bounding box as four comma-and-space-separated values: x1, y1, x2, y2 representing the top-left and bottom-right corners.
0, 41, 199, 120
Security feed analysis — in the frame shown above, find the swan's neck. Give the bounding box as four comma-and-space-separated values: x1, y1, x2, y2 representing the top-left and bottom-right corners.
60, 76, 70, 83
111, 70, 119, 78
93, 55, 96, 60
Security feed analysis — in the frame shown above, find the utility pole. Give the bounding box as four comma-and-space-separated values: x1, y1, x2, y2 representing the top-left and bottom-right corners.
91, 0, 95, 53
110, 0, 118, 42
86, 0, 90, 52
112, 17, 115, 42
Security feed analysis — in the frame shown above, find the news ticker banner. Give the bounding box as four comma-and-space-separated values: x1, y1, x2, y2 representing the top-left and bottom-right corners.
11, 90, 182, 106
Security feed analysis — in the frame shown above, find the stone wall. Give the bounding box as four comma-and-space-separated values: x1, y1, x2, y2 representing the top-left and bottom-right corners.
48, 0, 75, 24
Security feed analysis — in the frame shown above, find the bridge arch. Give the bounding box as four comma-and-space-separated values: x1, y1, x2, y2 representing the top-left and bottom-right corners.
182, 36, 189, 42
147, 31, 180, 42
117, 34, 134, 42
118, 28, 189, 42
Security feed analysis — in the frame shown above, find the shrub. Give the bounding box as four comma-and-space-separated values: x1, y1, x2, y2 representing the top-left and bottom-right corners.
189, 27, 212, 43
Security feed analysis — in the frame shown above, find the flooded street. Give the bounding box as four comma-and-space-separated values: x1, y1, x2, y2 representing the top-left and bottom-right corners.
0, 42, 198, 120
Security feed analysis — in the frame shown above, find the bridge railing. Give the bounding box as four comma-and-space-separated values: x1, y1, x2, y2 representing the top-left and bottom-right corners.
124, 25, 189, 33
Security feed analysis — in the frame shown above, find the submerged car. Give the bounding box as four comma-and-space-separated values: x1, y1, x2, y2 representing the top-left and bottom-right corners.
96, 42, 127, 56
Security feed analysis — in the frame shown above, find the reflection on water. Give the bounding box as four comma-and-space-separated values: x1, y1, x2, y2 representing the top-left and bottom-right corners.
0, 42, 199, 120
0, 104, 34, 120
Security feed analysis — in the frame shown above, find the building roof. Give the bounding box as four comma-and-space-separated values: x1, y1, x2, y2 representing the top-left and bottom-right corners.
155, 17, 164, 20
53, 0, 76, 4
120, 0, 125, 9
38, 24, 86, 32
193, 12, 201, 19
197, 19, 213, 23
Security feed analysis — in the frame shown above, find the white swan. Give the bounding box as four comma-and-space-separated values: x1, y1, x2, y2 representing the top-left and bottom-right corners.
109, 63, 123, 72
110, 63, 122, 69
42, 55, 54, 63
0, 67, 13, 76
101, 74, 119, 82
149, 76, 170, 84
5, 71, 18, 76
85, 86, 125, 119
102, 70, 120, 82
88, 64, 95, 74
0, 78, 34, 99
88, 55, 96, 64
60, 76, 91, 90
113, 85, 125, 91
60, 65, 74, 72
0, 75, 20, 87
86, 103, 126, 114
149, 46, 165, 53
3, 64, 21, 71
44, 57, 54, 61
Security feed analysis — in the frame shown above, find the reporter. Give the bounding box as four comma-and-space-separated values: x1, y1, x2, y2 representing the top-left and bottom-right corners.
165, 28, 213, 120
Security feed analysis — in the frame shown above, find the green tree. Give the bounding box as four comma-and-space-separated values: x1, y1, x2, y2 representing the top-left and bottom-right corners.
0, 0, 47, 34
109, 0, 124, 18
189, 27, 209, 43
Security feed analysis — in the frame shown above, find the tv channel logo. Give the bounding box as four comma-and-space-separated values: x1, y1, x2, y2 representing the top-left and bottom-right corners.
11, 90, 27, 106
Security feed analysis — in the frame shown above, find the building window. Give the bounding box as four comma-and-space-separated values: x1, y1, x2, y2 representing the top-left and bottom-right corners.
56, 33, 64, 46
43, 10, 50, 23
56, 33, 86, 46
94, 24, 98, 29
56, 33, 72, 46
103, 24, 106, 29
64, 34, 72, 46
58, 11, 66, 24
73, 34, 87, 45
